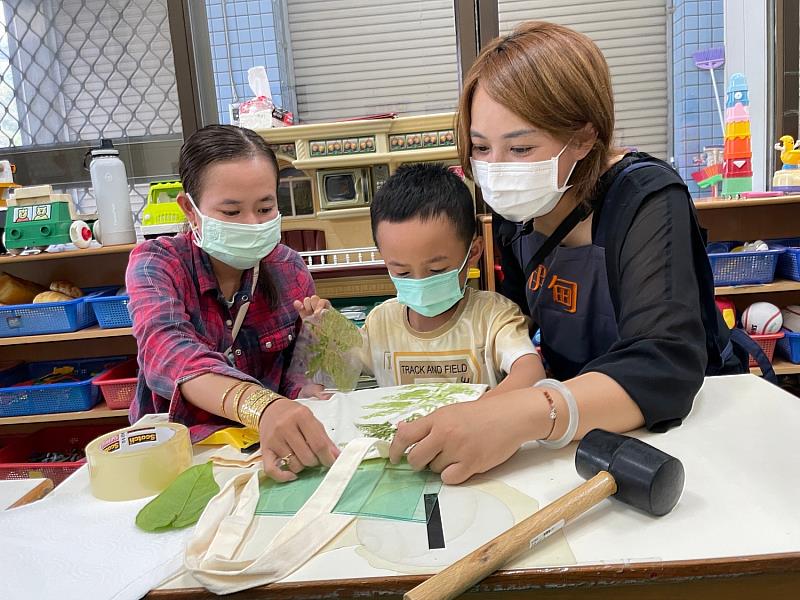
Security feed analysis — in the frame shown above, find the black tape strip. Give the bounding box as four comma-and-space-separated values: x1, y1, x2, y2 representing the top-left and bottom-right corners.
424, 493, 445, 549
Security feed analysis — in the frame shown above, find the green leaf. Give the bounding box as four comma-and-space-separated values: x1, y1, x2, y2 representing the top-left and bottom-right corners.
304, 309, 362, 391
135, 461, 220, 532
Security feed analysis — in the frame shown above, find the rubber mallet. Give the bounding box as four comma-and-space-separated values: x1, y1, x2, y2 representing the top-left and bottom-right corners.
405, 429, 685, 600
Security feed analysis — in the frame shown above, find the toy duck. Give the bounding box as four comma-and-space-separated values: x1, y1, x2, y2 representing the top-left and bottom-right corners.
775, 135, 800, 166
772, 135, 800, 192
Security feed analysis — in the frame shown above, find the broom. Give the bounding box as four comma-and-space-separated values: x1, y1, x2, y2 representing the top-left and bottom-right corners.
693, 47, 726, 137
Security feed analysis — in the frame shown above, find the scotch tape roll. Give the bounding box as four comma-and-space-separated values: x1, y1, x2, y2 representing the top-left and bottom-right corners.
85, 422, 193, 501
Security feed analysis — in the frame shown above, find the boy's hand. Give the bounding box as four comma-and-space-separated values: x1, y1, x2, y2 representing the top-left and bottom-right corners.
293, 295, 331, 319
298, 382, 333, 400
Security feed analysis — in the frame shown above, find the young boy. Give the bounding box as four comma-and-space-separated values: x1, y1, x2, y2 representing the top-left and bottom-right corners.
296, 162, 544, 394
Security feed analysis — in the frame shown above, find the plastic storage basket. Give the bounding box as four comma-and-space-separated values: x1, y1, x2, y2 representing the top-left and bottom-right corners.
0, 360, 23, 387
776, 328, 800, 364
0, 286, 116, 338
706, 242, 784, 286
0, 356, 126, 417
92, 357, 138, 409
766, 237, 800, 282
86, 294, 132, 328
746, 331, 784, 368
0, 424, 114, 485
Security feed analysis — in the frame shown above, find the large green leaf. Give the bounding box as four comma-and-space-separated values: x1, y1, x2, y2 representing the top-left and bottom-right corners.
305, 309, 362, 391
135, 461, 220, 532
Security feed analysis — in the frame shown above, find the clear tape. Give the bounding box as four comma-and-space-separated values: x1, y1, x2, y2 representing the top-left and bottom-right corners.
85, 422, 192, 501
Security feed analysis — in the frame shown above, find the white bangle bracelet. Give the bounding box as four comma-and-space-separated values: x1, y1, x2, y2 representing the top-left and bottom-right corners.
535, 379, 579, 449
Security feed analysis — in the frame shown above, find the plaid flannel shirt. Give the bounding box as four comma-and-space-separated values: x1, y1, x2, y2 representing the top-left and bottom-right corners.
126, 232, 314, 441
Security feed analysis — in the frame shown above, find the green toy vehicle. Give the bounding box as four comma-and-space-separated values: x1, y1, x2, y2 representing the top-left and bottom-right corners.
2, 185, 96, 255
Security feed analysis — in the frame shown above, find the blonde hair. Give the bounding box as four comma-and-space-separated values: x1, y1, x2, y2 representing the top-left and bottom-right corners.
457, 21, 615, 204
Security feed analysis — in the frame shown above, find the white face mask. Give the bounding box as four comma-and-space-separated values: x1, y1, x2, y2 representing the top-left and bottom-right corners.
186, 193, 281, 270
470, 143, 577, 223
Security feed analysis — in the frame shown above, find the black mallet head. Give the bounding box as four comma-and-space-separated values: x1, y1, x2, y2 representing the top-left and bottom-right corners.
575, 429, 685, 517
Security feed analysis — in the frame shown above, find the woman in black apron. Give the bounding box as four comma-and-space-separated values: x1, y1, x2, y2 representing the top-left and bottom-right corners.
388, 21, 750, 485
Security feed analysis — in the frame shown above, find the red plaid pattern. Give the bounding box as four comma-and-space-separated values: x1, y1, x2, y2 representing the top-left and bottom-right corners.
126, 232, 314, 441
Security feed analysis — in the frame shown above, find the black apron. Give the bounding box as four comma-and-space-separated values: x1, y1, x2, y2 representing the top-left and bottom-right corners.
523, 232, 618, 380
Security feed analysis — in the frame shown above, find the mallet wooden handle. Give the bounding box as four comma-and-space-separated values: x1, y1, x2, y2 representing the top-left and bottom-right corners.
405, 471, 618, 600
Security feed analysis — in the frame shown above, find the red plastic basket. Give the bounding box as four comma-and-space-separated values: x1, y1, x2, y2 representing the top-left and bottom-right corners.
0, 424, 115, 486
748, 332, 784, 367
92, 357, 138, 410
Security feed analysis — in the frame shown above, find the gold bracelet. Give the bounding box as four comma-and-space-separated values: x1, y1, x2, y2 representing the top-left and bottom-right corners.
230, 383, 257, 422
221, 381, 245, 419
237, 389, 277, 430
237, 388, 283, 430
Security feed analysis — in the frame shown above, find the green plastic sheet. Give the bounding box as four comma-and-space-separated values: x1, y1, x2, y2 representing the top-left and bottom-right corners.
256, 458, 441, 522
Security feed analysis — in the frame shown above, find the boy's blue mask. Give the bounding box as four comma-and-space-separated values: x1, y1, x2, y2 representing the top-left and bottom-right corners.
390, 245, 472, 318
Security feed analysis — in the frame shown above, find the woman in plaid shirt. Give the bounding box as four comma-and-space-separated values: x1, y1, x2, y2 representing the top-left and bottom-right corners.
126, 125, 338, 481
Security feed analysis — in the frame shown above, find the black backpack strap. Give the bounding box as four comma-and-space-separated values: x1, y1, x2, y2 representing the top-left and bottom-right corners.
594, 160, 695, 303
728, 329, 778, 383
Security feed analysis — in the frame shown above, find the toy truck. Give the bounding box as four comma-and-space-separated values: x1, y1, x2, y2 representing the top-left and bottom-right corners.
2, 185, 97, 255
140, 180, 185, 239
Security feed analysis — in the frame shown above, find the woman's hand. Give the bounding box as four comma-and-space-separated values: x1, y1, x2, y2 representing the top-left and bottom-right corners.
388, 390, 550, 484
259, 397, 340, 482
293, 295, 331, 319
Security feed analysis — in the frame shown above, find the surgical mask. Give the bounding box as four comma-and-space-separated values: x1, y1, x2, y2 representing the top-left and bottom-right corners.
470, 143, 577, 223
187, 193, 281, 270
390, 246, 472, 318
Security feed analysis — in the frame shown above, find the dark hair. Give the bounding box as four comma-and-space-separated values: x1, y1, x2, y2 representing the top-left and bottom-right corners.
370, 163, 476, 249
179, 124, 280, 202
180, 124, 280, 307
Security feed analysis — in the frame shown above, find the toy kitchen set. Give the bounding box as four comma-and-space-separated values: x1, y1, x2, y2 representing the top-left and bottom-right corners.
257, 112, 472, 300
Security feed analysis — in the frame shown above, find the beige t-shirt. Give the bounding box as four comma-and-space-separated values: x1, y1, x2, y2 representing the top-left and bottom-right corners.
361, 288, 537, 388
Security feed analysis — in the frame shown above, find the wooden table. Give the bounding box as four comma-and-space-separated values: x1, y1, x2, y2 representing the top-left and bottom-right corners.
150, 375, 800, 599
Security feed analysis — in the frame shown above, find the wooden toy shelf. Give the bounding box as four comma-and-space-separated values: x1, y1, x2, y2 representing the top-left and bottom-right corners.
0, 244, 136, 432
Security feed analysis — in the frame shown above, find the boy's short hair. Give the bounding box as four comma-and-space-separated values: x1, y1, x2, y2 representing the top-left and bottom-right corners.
370, 162, 475, 248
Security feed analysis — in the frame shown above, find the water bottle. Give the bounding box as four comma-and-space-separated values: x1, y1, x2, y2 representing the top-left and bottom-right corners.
88, 139, 136, 245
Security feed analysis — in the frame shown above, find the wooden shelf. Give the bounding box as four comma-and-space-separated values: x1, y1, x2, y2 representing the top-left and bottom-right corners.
0, 326, 133, 346
0, 243, 136, 265
751, 358, 800, 376
715, 279, 800, 295
695, 194, 800, 210
0, 402, 129, 426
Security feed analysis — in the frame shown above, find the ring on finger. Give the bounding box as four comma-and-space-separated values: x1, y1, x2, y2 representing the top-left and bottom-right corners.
276, 452, 295, 471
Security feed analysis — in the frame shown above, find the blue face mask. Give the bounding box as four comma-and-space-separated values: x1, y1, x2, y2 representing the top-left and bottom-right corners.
390, 246, 472, 318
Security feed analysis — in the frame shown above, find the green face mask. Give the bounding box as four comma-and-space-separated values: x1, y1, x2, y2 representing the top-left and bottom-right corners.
390, 246, 471, 318
187, 193, 281, 270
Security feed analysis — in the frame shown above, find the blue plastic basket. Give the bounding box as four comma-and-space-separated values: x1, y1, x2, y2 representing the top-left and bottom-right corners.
86, 295, 132, 328
766, 237, 800, 282
0, 287, 117, 338
777, 328, 800, 364
706, 242, 784, 286
0, 356, 127, 417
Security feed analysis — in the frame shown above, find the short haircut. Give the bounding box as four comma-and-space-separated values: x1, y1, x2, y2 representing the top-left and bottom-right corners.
457, 20, 615, 205
370, 162, 475, 248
